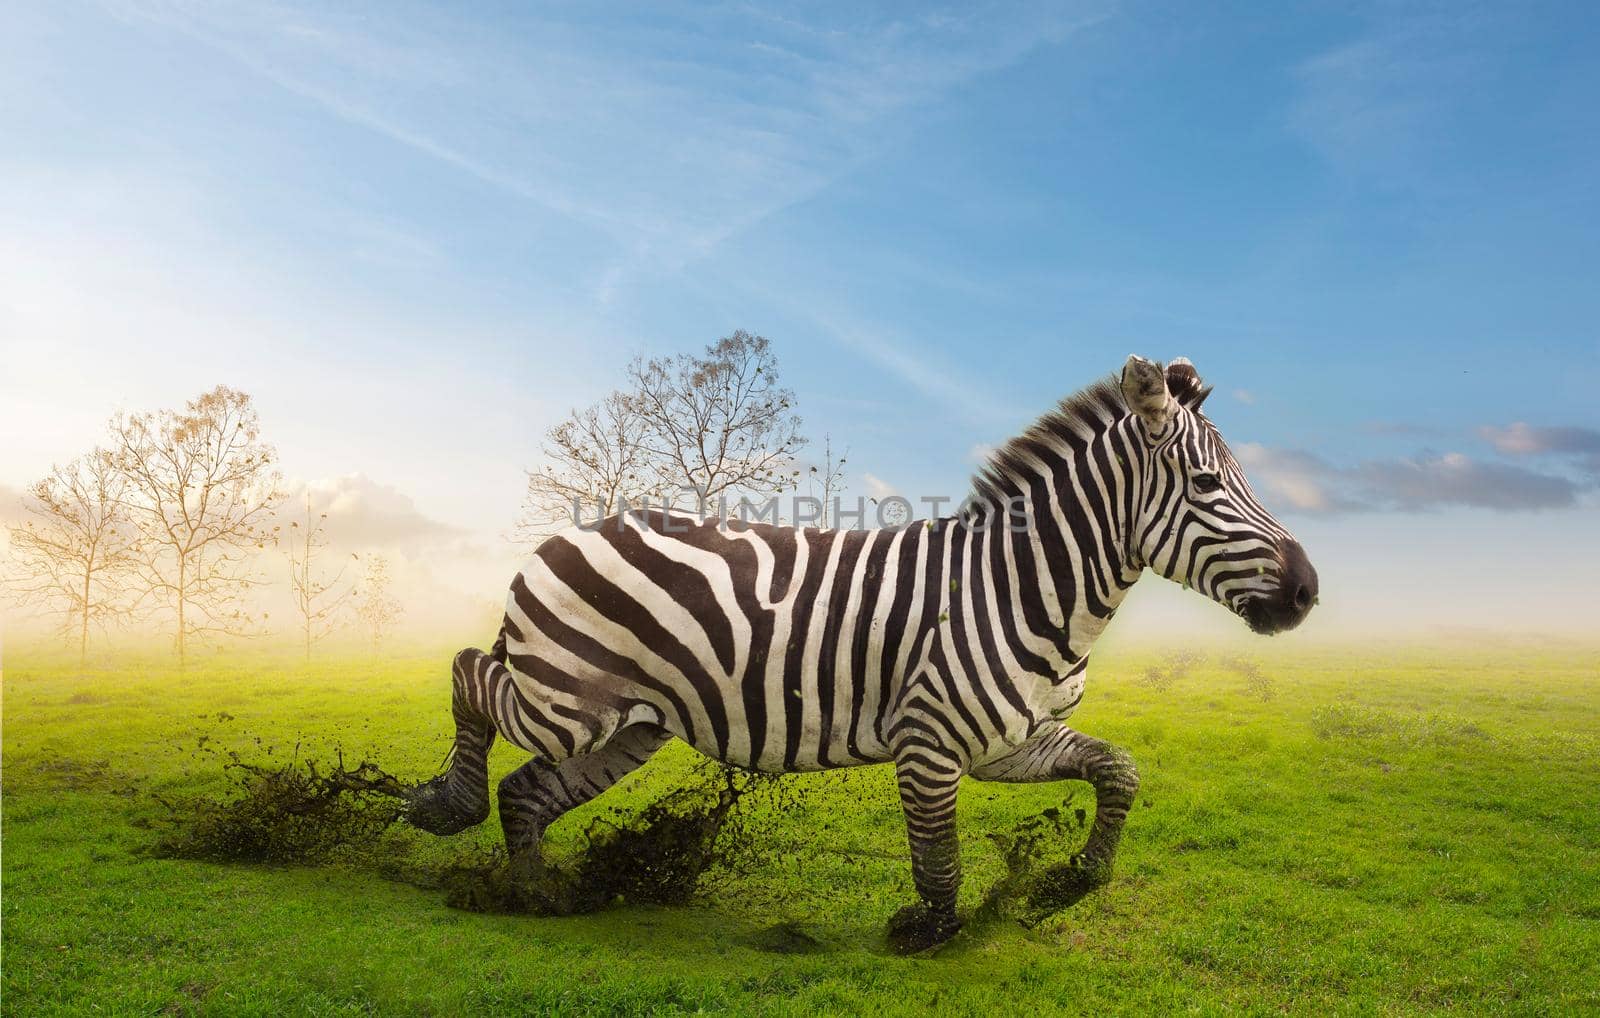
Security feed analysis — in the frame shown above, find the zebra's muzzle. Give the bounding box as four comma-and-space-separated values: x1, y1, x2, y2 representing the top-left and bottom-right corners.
1240, 539, 1318, 635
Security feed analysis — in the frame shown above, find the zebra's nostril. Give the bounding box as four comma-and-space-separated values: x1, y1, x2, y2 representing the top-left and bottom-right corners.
1292, 584, 1312, 611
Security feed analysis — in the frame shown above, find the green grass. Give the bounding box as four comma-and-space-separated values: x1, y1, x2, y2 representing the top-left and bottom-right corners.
4, 640, 1598, 1015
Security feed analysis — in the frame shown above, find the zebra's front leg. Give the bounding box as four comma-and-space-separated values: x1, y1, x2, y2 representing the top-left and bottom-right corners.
971, 724, 1140, 910
886, 746, 966, 953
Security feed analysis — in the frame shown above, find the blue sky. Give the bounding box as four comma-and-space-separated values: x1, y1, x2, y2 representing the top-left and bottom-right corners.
3, 1, 1597, 635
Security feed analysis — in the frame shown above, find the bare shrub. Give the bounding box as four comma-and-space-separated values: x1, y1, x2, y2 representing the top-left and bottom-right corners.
281, 491, 353, 661
353, 554, 403, 651
1139, 649, 1204, 692
1221, 654, 1277, 702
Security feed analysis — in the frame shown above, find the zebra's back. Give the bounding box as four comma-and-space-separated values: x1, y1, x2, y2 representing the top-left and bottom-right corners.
500, 510, 935, 772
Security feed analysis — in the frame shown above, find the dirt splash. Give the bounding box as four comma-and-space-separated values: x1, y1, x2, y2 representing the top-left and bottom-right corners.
151, 751, 410, 864
151, 733, 1099, 932
151, 744, 793, 918
436, 762, 790, 916
972, 793, 1102, 928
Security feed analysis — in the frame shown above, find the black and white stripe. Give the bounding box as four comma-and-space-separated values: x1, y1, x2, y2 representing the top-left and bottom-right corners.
408, 355, 1317, 947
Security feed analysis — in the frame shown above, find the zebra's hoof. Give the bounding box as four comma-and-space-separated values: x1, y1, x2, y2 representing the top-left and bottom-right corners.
405, 775, 489, 836
885, 903, 961, 954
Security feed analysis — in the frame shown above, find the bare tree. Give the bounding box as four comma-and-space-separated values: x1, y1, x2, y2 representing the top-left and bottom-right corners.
353, 553, 403, 652
629, 330, 806, 507
515, 331, 809, 542
109, 385, 282, 665
4, 450, 139, 660
806, 433, 849, 528
514, 390, 662, 544
282, 490, 352, 661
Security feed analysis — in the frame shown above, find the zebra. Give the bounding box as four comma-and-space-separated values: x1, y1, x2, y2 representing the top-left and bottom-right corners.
408, 355, 1318, 950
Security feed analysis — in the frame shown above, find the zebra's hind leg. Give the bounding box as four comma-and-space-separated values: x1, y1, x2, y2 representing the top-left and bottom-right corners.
497, 723, 672, 858
406, 647, 505, 836
969, 724, 1140, 914
496, 724, 671, 911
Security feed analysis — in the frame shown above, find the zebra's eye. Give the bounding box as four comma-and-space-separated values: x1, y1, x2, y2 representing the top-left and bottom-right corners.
1193, 472, 1222, 494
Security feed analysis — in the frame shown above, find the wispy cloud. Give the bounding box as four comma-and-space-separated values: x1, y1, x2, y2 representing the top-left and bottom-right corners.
1288, 10, 1490, 184
805, 308, 1015, 426
1478, 421, 1600, 480
1352, 452, 1581, 512
109, 3, 624, 232
1478, 422, 1600, 456
1237, 443, 1586, 514
118, 1, 1108, 271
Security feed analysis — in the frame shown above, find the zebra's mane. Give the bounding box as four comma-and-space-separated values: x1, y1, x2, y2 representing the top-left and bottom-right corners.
968, 375, 1126, 509
967, 368, 1213, 509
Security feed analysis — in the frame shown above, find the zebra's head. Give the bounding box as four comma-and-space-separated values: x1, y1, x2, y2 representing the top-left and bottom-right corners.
1120, 355, 1318, 635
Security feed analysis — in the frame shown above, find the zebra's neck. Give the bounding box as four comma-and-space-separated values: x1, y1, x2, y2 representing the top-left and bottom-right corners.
949, 415, 1148, 680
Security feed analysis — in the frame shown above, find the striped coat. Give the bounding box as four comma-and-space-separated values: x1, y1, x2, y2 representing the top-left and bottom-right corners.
408, 355, 1318, 950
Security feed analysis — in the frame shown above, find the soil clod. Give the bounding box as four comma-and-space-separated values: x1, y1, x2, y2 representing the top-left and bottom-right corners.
152, 752, 410, 864
885, 903, 961, 955
152, 746, 790, 919
437, 763, 775, 916
973, 795, 1107, 928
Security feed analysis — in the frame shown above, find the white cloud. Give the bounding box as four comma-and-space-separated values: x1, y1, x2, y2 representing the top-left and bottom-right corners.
283, 474, 464, 549
861, 472, 898, 501
1235, 444, 1354, 513
1235, 442, 1584, 515
1478, 422, 1600, 457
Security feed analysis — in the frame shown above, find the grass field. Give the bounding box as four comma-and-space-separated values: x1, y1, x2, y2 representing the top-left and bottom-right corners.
3, 638, 1598, 1015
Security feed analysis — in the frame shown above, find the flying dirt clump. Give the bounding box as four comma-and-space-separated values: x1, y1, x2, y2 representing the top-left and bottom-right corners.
150, 743, 794, 918
970, 794, 1105, 930
151, 752, 411, 864
438, 762, 790, 916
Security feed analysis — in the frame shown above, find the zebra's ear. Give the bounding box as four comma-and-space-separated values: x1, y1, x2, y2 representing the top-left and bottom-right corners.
1166, 357, 1213, 411
1166, 357, 1202, 400
1121, 355, 1176, 434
